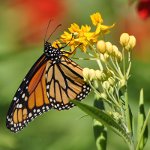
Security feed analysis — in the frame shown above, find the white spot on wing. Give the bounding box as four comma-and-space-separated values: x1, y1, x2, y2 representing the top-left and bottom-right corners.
29, 113, 32, 118
22, 93, 25, 98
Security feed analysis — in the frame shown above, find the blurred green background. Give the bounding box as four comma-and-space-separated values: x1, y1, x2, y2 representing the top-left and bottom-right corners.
0, 0, 150, 149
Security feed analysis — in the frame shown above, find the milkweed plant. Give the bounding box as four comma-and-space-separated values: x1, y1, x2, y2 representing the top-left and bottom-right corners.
53, 12, 150, 150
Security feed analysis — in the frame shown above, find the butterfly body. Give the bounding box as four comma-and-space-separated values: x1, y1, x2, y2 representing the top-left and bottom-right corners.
44, 41, 63, 63
6, 41, 90, 133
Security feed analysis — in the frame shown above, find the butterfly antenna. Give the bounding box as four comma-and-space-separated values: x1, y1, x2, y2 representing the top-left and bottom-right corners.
44, 19, 53, 42
46, 24, 62, 42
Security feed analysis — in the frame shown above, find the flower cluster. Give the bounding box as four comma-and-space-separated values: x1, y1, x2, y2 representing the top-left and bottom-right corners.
96, 40, 122, 62
61, 12, 149, 150
120, 33, 136, 50
82, 32, 136, 110
54, 12, 136, 110
53, 12, 114, 52
83, 68, 106, 82
53, 13, 136, 108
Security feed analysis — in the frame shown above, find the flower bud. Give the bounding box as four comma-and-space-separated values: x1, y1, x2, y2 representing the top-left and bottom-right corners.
83, 68, 90, 81
101, 72, 106, 80
101, 92, 107, 99
118, 79, 126, 88
129, 36, 136, 48
116, 51, 122, 61
109, 86, 114, 94
120, 33, 130, 47
100, 54, 105, 62
102, 81, 110, 90
97, 40, 106, 54
104, 53, 109, 60
125, 35, 136, 51
95, 70, 102, 80
112, 45, 119, 57
105, 42, 113, 54
89, 69, 96, 81
108, 77, 115, 85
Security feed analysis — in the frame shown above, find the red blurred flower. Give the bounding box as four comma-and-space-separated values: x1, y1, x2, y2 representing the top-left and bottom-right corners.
137, 0, 150, 20
10, 0, 67, 43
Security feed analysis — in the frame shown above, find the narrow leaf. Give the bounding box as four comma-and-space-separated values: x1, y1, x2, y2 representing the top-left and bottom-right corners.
137, 89, 148, 149
93, 120, 107, 150
128, 106, 133, 135
93, 99, 107, 150
71, 100, 132, 146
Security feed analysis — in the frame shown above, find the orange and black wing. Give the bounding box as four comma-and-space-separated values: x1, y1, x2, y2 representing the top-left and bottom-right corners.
6, 54, 51, 132
45, 56, 91, 110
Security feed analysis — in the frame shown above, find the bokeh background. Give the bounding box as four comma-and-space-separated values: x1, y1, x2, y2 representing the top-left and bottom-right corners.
0, 0, 150, 150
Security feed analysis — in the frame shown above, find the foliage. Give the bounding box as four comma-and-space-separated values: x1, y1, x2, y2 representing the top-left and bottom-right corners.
0, 1, 150, 150
56, 12, 150, 150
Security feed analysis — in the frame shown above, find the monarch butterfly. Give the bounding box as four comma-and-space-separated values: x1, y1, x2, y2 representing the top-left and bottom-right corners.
6, 27, 91, 133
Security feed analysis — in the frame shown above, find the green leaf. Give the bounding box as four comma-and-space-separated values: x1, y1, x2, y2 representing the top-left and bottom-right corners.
128, 106, 134, 136
93, 120, 107, 150
136, 89, 148, 150
93, 99, 107, 150
71, 100, 132, 147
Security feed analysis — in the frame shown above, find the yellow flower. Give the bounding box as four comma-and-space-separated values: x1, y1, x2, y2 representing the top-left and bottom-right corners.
60, 31, 75, 46
90, 12, 103, 26
61, 31, 72, 41
75, 36, 88, 52
58, 12, 115, 54
52, 40, 62, 48
68, 23, 80, 33
90, 12, 115, 35
95, 23, 115, 35
80, 25, 91, 33
60, 24, 98, 53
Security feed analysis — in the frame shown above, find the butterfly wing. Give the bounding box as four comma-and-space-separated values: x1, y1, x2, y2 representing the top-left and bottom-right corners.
6, 54, 51, 132
6, 53, 91, 133
45, 56, 91, 110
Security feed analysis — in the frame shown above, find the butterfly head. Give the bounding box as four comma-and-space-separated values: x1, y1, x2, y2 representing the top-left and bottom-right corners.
44, 41, 63, 62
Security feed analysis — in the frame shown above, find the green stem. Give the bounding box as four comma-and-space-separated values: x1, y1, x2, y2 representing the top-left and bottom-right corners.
126, 62, 131, 78
115, 58, 124, 79
96, 59, 103, 71
104, 62, 121, 80
72, 57, 97, 60
88, 81, 111, 105
128, 52, 131, 62
122, 48, 126, 76
105, 90, 120, 108
86, 51, 95, 57
110, 57, 124, 79
136, 109, 150, 150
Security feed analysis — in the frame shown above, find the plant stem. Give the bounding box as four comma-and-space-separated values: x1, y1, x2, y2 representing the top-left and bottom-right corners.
96, 59, 103, 71
122, 48, 126, 76
88, 81, 111, 105
110, 57, 124, 79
